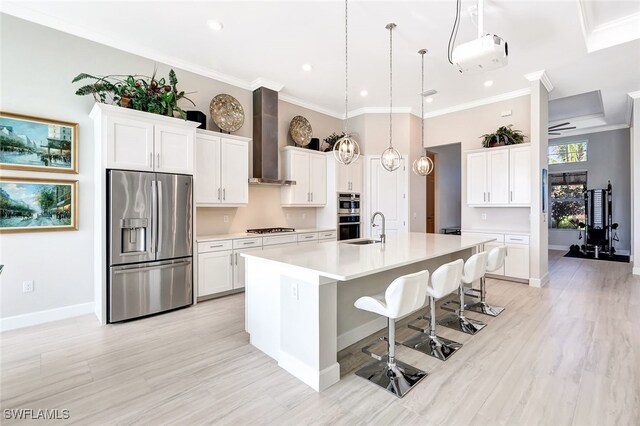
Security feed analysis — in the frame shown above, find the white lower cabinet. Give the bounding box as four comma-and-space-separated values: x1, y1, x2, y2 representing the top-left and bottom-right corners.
462, 231, 529, 281
198, 249, 234, 297
233, 246, 262, 290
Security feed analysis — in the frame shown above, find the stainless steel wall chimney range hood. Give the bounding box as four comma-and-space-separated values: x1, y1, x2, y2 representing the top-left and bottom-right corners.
249, 87, 295, 186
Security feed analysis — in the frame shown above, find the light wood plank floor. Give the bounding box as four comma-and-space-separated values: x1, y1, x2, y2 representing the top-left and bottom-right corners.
2, 251, 639, 425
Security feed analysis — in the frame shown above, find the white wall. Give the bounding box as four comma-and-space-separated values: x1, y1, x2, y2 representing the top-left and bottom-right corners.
428, 143, 462, 230
548, 128, 631, 252
0, 15, 341, 321
424, 95, 531, 233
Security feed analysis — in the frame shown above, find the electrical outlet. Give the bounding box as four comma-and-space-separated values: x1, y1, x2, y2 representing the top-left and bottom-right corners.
302, 213, 306, 220
223, 215, 229, 223
413, 212, 417, 219
22, 281, 34, 293
291, 283, 299, 300
286, 213, 290, 220
501, 110, 512, 117
481, 213, 487, 220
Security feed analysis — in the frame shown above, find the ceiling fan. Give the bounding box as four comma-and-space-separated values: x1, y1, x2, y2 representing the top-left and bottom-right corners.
548, 122, 576, 135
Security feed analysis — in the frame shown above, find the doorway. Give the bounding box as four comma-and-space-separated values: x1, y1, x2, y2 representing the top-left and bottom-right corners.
426, 151, 436, 233
366, 155, 408, 238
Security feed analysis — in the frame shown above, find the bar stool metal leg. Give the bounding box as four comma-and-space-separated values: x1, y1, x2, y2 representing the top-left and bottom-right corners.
355, 318, 427, 398
465, 276, 505, 316
438, 285, 487, 335
402, 296, 462, 361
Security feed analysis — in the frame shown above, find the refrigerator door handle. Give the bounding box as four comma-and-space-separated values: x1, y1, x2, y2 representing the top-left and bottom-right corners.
151, 180, 157, 254
157, 179, 163, 254
113, 259, 191, 274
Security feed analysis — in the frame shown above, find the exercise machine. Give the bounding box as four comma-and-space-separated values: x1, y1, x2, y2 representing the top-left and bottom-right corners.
576, 181, 619, 258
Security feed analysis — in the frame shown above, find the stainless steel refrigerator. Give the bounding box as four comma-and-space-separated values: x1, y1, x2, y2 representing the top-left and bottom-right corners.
108, 170, 193, 323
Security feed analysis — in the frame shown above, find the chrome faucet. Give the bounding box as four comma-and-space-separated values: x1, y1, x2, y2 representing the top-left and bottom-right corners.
371, 211, 386, 244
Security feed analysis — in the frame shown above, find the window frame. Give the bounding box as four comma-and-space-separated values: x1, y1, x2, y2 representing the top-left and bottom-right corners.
548, 140, 588, 165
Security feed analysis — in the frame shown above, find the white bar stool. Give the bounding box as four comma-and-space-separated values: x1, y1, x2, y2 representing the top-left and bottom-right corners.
353, 270, 429, 398
402, 259, 464, 361
466, 246, 506, 316
439, 252, 488, 335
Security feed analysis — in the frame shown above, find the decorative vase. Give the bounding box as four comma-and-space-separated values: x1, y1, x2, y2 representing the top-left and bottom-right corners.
119, 97, 131, 109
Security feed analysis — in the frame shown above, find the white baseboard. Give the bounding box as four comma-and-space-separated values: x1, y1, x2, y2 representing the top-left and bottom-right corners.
529, 273, 549, 288
0, 302, 94, 332
337, 316, 387, 351
278, 350, 340, 392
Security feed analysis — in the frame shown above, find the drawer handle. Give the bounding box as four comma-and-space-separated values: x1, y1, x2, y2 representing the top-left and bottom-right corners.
510, 238, 524, 241
209, 244, 224, 248
243, 241, 256, 245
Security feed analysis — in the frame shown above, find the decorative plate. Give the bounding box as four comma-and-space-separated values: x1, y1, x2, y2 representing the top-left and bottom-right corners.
210, 94, 245, 132
289, 115, 313, 146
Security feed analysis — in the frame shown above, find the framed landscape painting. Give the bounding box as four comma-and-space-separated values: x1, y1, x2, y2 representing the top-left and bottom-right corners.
0, 112, 79, 173
0, 177, 78, 233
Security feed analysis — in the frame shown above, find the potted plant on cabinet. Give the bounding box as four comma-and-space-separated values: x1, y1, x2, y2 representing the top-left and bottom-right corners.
481, 125, 526, 148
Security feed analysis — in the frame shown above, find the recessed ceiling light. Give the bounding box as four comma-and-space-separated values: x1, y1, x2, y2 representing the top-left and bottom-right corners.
484, 80, 494, 87
360, 90, 368, 97
426, 97, 434, 103
302, 64, 312, 72
207, 20, 223, 31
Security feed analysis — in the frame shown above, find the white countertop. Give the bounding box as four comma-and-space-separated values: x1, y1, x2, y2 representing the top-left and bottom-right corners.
241, 232, 495, 281
196, 227, 336, 242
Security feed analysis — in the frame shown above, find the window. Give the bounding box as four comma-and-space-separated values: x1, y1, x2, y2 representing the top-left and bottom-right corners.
549, 171, 587, 229
548, 141, 588, 164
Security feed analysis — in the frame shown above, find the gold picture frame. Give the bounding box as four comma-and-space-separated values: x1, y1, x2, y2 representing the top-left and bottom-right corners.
0, 176, 79, 233
0, 111, 79, 174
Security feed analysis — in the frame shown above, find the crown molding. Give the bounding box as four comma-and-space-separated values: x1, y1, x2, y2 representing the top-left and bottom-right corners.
626, 90, 640, 125
422, 88, 531, 119
548, 123, 629, 140
278, 93, 344, 119
250, 78, 284, 92
577, 0, 640, 52
524, 70, 554, 92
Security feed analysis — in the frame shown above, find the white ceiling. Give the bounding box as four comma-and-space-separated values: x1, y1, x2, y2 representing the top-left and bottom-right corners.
2, 0, 640, 129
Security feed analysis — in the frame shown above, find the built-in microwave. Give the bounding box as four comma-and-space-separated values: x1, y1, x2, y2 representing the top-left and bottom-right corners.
338, 193, 360, 215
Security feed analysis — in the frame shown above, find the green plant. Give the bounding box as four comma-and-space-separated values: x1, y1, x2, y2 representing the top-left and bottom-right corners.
323, 132, 346, 151
72, 68, 195, 119
481, 125, 525, 148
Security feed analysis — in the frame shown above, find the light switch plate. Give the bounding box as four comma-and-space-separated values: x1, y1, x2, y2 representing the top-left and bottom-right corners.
481, 213, 487, 220
22, 281, 34, 293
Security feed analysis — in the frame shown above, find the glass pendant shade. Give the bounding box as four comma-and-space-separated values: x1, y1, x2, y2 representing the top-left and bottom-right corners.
381, 146, 401, 171
412, 151, 434, 176
333, 135, 360, 165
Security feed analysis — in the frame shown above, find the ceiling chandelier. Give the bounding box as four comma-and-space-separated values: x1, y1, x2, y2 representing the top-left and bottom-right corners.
412, 49, 434, 176
380, 23, 402, 172
333, 0, 360, 166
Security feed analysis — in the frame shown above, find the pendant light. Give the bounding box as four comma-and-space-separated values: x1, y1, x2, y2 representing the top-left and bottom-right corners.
412, 49, 434, 176
333, 0, 360, 166
380, 23, 401, 172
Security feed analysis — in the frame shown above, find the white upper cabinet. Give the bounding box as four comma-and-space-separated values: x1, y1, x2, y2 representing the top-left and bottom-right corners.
97, 104, 197, 174
195, 130, 249, 207
336, 157, 363, 193
466, 144, 531, 207
154, 124, 194, 174
281, 147, 327, 207
509, 146, 531, 205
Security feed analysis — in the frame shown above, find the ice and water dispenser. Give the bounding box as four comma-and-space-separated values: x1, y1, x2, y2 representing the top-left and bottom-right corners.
120, 218, 149, 254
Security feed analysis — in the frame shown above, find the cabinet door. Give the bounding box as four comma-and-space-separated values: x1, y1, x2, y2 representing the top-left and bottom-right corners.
309, 154, 327, 205
195, 134, 221, 205
484, 242, 505, 276
197, 250, 233, 297
336, 161, 350, 193
233, 246, 262, 290
287, 150, 311, 204
154, 124, 194, 174
349, 158, 364, 193
487, 150, 510, 204
509, 146, 531, 204
106, 115, 154, 171
220, 139, 249, 205
466, 152, 488, 205
504, 244, 530, 279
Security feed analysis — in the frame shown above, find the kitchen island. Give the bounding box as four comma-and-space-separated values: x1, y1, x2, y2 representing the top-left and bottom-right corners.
242, 232, 494, 391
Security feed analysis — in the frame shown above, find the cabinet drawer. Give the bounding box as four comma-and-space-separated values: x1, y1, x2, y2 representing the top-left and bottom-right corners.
232, 237, 262, 249
198, 240, 233, 253
505, 234, 529, 245
462, 232, 504, 243
318, 230, 337, 240
297, 232, 319, 242
263, 234, 298, 246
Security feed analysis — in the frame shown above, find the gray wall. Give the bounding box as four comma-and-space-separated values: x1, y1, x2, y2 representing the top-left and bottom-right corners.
429, 143, 462, 230
548, 128, 631, 252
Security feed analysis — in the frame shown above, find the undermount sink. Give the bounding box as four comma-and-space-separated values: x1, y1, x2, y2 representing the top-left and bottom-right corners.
345, 239, 381, 245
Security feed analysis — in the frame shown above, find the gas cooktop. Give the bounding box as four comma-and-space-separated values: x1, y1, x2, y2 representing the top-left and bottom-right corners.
246, 227, 295, 234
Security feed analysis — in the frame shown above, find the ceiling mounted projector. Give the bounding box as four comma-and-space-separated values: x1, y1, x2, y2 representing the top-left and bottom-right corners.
448, 0, 508, 75
452, 34, 508, 75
